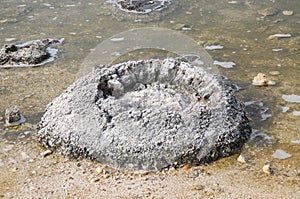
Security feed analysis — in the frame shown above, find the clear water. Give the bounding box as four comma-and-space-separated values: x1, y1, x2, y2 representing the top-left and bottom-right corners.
0, 0, 299, 171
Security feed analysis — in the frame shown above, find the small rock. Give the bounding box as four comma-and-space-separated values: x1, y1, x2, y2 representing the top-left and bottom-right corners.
282, 94, 300, 103
0, 116, 3, 121
95, 167, 103, 174
40, 149, 52, 157
103, 174, 110, 179
297, 169, 300, 176
272, 149, 292, 159
263, 164, 273, 175
252, 73, 276, 86
269, 71, 280, 76
281, 106, 290, 113
213, 60, 235, 68
237, 155, 247, 163
293, 111, 300, 116
0, 159, 4, 167
282, 10, 293, 16
268, 34, 292, 40
169, 167, 176, 172
258, 7, 279, 16
192, 185, 205, 191
183, 165, 190, 170
5, 106, 26, 127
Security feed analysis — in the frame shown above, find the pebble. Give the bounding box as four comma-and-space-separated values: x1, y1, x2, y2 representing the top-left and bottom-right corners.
263, 164, 273, 175
183, 164, 190, 170
205, 45, 224, 50
110, 37, 124, 42
0, 116, 3, 121
213, 60, 235, 68
258, 7, 279, 16
192, 185, 205, 191
297, 169, 300, 176
252, 73, 276, 86
40, 149, 52, 157
95, 167, 103, 174
282, 94, 300, 103
0, 158, 4, 167
291, 140, 300, 144
293, 111, 300, 116
272, 149, 292, 159
103, 174, 110, 179
281, 106, 290, 113
268, 34, 292, 40
269, 71, 280, 75
282, 10, 293, 16
237, 155, 247, 163
169, 167, 176, 172
5, 38, 16, 42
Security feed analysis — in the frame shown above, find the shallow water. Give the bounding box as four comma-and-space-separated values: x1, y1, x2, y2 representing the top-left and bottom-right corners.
0, 0, 299, 194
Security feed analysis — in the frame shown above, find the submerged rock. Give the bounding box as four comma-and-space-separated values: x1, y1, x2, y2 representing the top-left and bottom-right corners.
272, 149, 292, 160
252, 73, 276, 86
37, 58, 251, 171
5, 106, 26, 127
0, 38, 63, 67
109, 0, 172, 14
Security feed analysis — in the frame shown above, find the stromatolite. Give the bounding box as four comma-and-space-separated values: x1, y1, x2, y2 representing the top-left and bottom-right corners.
37, 58, 251, 171
0, 38, 63, 67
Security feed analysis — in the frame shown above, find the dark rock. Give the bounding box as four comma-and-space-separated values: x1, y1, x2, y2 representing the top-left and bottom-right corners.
37, 58, 251, 171
111, 0, 172, 14
0, 38, 63, 67
5, 106, 26, 126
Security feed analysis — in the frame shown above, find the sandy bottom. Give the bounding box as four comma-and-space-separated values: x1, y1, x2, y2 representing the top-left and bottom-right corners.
0, 124, 299, 199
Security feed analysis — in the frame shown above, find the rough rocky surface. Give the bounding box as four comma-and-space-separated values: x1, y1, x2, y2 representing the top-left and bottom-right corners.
37, 58, 251, 171
0, 38, 63, 67
5, 106, 26, 127
110, 0, 172, 14
106, 0, 177, 22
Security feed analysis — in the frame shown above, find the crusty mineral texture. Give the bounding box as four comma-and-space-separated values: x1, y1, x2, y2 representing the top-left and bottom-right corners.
37, 58, 251, 171
0, 38, 63, 67
110, 0, 172, 14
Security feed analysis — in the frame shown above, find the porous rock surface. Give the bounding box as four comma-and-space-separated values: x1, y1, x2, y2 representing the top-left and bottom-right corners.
110, 0, 172, 14
0, 38, 63, 67
37, 58, 251, 171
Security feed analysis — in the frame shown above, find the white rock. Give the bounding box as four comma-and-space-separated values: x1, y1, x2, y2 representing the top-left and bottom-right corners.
263, 164, 272, 175
293, 111, 300, 116
213, 61, 235, 68
110, 37, 124, 42
272, 149, 292, 159
281, 106, 290, 113
282, 94, 300, 103
205, 45, 224, 50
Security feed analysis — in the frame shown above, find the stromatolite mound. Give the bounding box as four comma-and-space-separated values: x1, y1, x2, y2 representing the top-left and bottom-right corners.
107, 0, 176, 22
0, 38, 63, 67
110, 0, 172, 14
37, 58, 251, 171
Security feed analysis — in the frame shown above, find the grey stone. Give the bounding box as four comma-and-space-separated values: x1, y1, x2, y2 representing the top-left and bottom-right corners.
110, 0, 172, 14
272, 149, 292, 160
5, 106, 26, 126
37, 58, 251, 171
0, 38, 63, 67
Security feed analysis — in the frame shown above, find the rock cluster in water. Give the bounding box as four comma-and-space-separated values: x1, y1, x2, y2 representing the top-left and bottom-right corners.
110, 0, 172, 14
0, 38, 63, 67
37, 58, 251, 171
